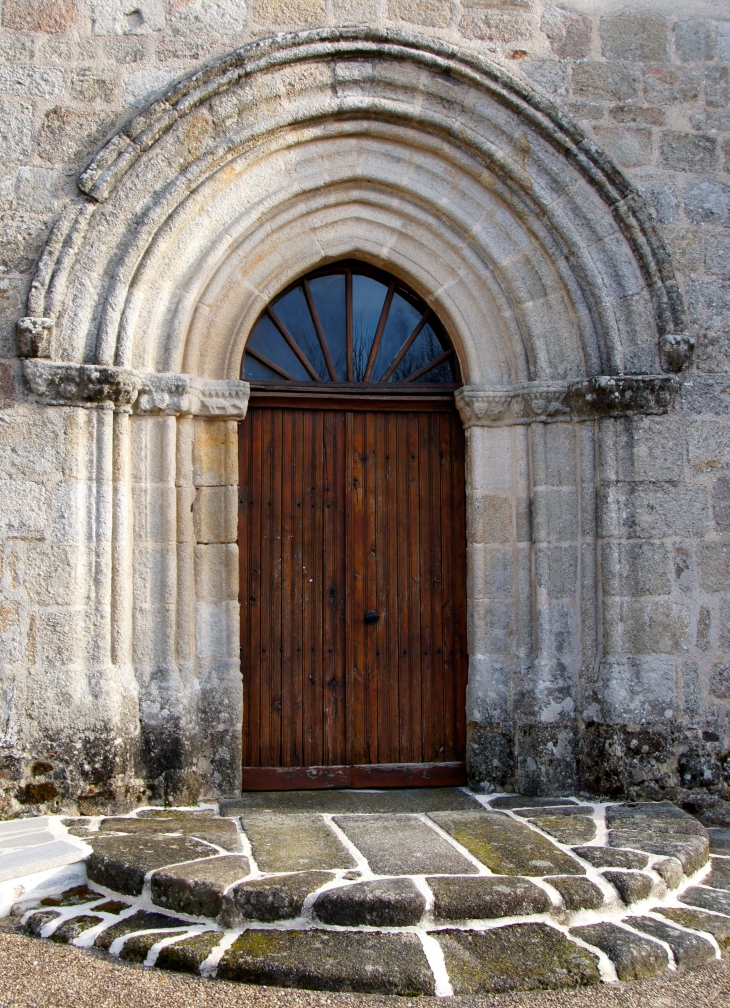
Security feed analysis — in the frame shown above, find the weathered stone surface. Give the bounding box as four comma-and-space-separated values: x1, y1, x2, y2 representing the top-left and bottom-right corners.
217, 929, 435, 995
490, 797, 580, 810
120, 930, 194, 963
99, 815, 242, 852
572, 847, 649, 870
39, 885, 103, 907
708, 828, 730, 854
435, 924, 600, 994
50, 915, 103, 943
151, 855, 251, 918
430, 812, 583, 876
608, 832, 709, 874
602, 871, 654, 905
512, 805, 593, 817
240, 813, 354, 872
547, 876, 605, 911
94, 911, 190, 951
155, 931, 223, 973
224, 788, 482, 815
334, 815, 477, 876
87, 834, 217, 895
571, 923, 669, 980
681, 886, 730, 916
657, 907, 730, 951
23, 910, 61, 936
525, 814, 596, 845
313, 878, 425, 927
1, 0, 76, 32
429, 875, 550, 921
629, 916, 716, 969
606, 802, 707, 836
653, 857, 683, 889
226, 871, 333, 923
707, 857, 730, 890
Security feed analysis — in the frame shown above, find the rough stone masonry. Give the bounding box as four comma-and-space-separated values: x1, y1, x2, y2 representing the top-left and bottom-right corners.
0, 0, 729, 818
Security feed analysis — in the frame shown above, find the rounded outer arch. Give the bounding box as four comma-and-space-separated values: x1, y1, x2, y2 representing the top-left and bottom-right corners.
26, 27, 685, 384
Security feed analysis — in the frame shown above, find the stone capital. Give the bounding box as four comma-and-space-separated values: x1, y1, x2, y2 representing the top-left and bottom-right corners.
455, 376, 680, 428
21, 361, 250, 417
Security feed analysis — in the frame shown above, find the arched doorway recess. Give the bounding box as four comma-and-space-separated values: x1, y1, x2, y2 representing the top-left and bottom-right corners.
239, 261, 467, 788
18, 29, 686, 804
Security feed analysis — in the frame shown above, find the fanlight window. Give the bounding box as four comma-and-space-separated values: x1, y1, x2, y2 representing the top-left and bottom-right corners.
242, 261, 459, 387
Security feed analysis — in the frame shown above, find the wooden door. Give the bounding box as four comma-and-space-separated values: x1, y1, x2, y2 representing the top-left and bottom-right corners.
238, 395, 467, 789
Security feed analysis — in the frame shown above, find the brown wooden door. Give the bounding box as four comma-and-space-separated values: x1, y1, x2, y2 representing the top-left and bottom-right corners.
238, 395, 467, 788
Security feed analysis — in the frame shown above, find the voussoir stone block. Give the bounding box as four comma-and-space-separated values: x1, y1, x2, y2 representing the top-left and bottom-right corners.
50, 915, 104, 943
225, 871, 333, 923
151, 855, 251, 918
86, 834, 217, 895
653, 857, 684, 889
708, 828, 730, 854
435, 924, 601, 994
429, 875, 550, 921
430, 811, 583, 876
313, 878, 425, 927
628, 916, 716, 969
23, 910, 61, 936
608, 831, 708, 875
217, 929, 435, 996
656, 907, 730, 952
94, 911, 190, 951
602, 870, 654, 905
333, 815, 478, 876
571, 923, 669, 980
240, 812, 354, 872
546, 876, 605, 911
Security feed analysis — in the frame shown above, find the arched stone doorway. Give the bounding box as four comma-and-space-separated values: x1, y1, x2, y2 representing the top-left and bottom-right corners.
16, 29, 685, 808
238, 260, 468, 788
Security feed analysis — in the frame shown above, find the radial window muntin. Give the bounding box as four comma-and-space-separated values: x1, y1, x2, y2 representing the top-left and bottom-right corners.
242, 260, 461, 390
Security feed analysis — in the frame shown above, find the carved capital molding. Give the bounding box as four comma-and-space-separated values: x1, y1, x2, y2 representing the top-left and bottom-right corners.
22, 360, 140, 408
455, 376, 680, 428
135, 373, 250, 418
22, 361, 250, 417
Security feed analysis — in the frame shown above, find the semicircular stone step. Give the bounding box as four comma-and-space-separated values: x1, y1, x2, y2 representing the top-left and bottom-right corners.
87, 834, 221, 896
429, 811, 584, 876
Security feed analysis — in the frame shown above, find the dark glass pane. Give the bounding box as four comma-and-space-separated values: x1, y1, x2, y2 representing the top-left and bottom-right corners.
391, 322, 449, 383
271, 285, 327, 380
309, 274, 347, 381
415, 357, 456, 383
246, 314, 310, 381
352, 274, 388, 381
370, 291, 422, 382
243, 354, 285, 381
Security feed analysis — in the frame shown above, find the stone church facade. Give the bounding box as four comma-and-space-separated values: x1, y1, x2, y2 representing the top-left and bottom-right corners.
0, 0, 729, 818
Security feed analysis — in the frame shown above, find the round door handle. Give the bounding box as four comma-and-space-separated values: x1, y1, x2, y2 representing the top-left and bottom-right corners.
364, 611, 380, 624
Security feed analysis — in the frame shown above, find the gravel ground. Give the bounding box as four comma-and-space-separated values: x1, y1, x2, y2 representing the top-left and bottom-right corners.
1, 925, 729, 1008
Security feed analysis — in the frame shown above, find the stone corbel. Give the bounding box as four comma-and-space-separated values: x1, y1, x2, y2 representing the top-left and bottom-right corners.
21, 361, 250, 417
17, 317, 55, 359
456, 375, 680, 428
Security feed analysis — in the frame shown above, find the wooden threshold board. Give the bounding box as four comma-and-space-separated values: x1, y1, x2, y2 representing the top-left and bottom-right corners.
240, 762, 467, 790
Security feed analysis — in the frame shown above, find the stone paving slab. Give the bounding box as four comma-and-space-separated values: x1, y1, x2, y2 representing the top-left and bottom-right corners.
240, 812, 355, 872
97, 817, 243, 853
707, 856, 730, 890
434, 923, 601, 994
489, 797, 580, 810
546, 876, 605, 911
87, 834, 218, 896
151, 855, 251, 919
333, 814, 478, 875
429, 875, 550, 920
0, 818, 51, 835
222, 787, 482, 815
708, 828, 730, 854
0, 829, 55, 849
522, 814, 597, 845
680, 885, 730, 915
628, 915, 716, 969
572, 846, 649, 869
312, 878, 425, 927
608, 831, 708, 874
217, 929, 435, 995
430, 811, 584, 876
601, 870, 654, 905
570, 923, 669, 981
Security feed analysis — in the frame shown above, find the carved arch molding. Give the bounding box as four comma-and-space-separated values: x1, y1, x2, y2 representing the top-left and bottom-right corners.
18, 29, 690, 800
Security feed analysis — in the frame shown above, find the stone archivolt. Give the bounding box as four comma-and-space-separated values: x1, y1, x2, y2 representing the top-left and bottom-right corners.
7, 28, 702, 809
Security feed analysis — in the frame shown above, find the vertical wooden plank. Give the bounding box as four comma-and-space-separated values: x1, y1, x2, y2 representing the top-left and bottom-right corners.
363, 410, 378, 763
270, 406, 285, 766
418, 410, 435, 764
451, 409, 468, 759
